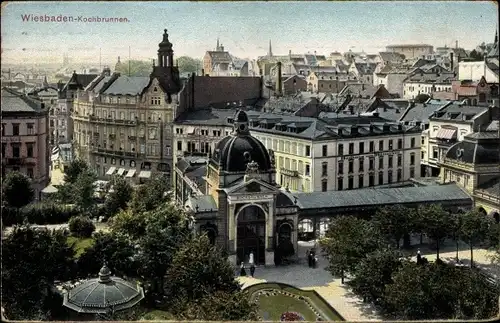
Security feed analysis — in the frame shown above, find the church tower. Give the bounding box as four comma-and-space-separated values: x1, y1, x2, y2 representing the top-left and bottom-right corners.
150, 29, 181, 95
268, 40, 273, 57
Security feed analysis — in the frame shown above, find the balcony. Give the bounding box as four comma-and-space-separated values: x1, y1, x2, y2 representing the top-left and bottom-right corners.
89, 115, 138, 126
91, 147, 138, 158
5, 157, 36, 166
280, 167, 299, 177
128, 135, 137, 140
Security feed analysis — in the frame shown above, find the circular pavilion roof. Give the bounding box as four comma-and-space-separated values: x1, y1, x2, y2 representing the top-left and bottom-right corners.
63, 264, 144, 314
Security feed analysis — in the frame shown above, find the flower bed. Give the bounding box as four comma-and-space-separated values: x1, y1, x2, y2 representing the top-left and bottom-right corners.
280, 311, 305, 321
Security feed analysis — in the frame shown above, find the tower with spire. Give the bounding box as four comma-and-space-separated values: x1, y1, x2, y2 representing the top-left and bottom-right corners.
149, 28, 181, 95
486, 28, 499, 59
268, 40, 273, 57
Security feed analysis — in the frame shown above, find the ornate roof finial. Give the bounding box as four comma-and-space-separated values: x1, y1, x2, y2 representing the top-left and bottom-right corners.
98, 261, 112, 283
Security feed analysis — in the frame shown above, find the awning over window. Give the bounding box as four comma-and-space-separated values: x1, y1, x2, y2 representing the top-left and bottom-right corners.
117, 168, 126, 176
106, 166, 117, 175
138, 170, 152, 179
186, 126, 195, 135
126, 169, 136, 178
436, 128, 457, 140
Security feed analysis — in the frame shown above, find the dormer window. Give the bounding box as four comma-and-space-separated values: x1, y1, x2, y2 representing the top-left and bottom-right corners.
153, 87, 158, 92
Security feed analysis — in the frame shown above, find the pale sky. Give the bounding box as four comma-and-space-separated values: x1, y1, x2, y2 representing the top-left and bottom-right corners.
1, 1, 498, 64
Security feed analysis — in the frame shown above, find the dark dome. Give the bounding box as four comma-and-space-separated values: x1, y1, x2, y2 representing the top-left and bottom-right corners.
63, 265, 144, 314
211, 110, 272, 172
445, 132, 500, 164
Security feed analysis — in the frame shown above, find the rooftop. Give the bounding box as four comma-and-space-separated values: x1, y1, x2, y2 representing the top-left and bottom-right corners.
1, 87, 47, 114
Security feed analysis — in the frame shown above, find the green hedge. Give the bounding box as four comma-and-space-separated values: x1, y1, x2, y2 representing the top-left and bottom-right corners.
1, 203, 81, 226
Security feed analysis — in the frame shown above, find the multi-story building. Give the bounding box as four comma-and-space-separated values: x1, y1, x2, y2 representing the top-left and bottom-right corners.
348, 62, 378, 84
28, 81, 59, 146
402, 72, 456, 99
172, 109, 471, 266
174, 107, 422, 193
56, 71, 100, 145
1, 88, 50, 200
385, 44, 434, 60
72, 29, 181, 183
420, 103, 498, 177
440, 130, 499, 223
202, 40, 233, 76
306, 72, 351, 94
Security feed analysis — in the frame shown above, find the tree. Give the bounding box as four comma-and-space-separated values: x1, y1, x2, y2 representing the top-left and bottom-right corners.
414, 93, 430, 103
418, 204, 453, 259
72, 169, 97, 212
77, 231, 138, 279
115, 60, 152, 77
130, 175, 169, 213
104, 175, 133, 217
63, 159, 89, 184
468, 49, 484, 61
166, 234, 259, 321
459, 209, 494, 267
136, 204, 191, 295
177, 56, 202, 74
68, 216, 95, 238
372, 205, 414, 248
2, 171, 34, 208
109, 209, 148, 240
320, 216, 383, 283
1, 225, 75, 320
348, 248, 404, 305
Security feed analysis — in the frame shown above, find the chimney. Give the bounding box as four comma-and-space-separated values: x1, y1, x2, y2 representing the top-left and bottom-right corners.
289, 50, 292, 59
450, 52, 454, 71
201, 68, 205, 76
455, 40, 458, 49
276, 61, 283, 96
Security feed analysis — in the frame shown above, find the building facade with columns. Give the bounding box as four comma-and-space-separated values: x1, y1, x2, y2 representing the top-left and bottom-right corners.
174, 109, 473, 266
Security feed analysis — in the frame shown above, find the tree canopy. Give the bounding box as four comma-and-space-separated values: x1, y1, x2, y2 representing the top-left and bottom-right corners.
177, 56, 202, 74
115, 60, 152, 77
2, 171, 34, 208
63, 159, 89, 184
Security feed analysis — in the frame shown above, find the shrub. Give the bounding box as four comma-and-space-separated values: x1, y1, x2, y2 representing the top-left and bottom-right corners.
1, 203, 81, 226
68, 216, 95, 238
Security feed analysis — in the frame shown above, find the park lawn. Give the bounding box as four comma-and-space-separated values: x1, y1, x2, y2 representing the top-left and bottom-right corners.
67, 236, 95, 258
141, 310, 176, 320
256, 293, 318, 321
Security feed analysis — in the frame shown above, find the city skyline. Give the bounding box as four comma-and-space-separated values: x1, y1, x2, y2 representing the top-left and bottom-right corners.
1, 1, 498, 64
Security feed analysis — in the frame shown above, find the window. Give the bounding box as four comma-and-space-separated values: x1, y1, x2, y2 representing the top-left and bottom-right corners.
410, 153, 415, 165
432, 148, 438, 159
322, 162, 328, 176
12, 145, 20, 158
369, 174, 375, 187
398, 138, 403, 149
338, 143, 344, 156
305, 145, 311, 156
411, 137, 416, 148
359, 142, 364, 153
27, 123, 34, 135
388, 139, 393, 150
388, 170, 393, 183
1, 143, 5, 156
369, 141, 374, 152
397, 169, 402, 182
305, 164, 310, 176
378, 156, 384, 169
26, 143, 34, 157
348, 160, 353, 173
338, 161, 344, 174
358, 175, 364, 188
322, 180, 328, 192
388, 155, 393, 168
337, 177, 343, 191
1, 124, 5, 136
421, 136, 425, 145
359, 157, 364, 171
322, 145, 327, 157
397, 154, 402, 167
369, 157, 374, 170
378, 140, 384, 151
421, 151, 425, 159
111, 158, 116, 165
348, 143, 354, 154
410, 167, 415, 178
378, 171, 384, 185
13, 124, 19, 136
27, 168, 34, 178
348, 177, 354, 190
177, 141, 182, 151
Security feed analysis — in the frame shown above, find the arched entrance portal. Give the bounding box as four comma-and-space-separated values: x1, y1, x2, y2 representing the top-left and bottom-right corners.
236, 205, 266, 265
492, 212, 499, 224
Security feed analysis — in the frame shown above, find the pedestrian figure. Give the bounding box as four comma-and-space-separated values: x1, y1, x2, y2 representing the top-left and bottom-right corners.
249, 251, 256, 277
239, 262, 246, 276
416, 249, 422, 265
